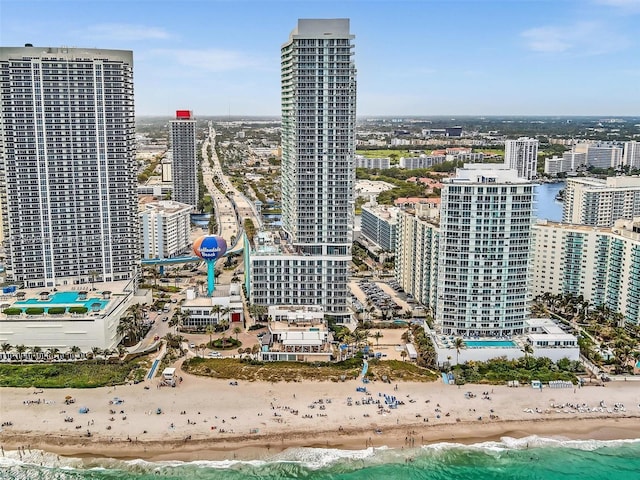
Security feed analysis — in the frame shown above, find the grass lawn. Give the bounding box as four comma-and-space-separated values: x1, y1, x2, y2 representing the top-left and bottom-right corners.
0, 358, 151, 388
182, 357, 438, 383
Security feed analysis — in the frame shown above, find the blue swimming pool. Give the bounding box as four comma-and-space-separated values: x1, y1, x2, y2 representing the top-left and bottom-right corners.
464, 340, 517, 348
15, 291, 109, 311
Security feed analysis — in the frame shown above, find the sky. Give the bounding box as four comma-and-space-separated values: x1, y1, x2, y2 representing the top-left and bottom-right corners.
2, 0, 639, 117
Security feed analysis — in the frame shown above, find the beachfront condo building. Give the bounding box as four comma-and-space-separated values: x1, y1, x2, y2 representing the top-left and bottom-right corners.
0, 46, 138, 288
170, 110, 198, 208
436, 164, 534, 336
531, 219, 640, 325
395, 209, 439, 314
504, 137, 538, 180
249, 19, 356, 323
562, 176, 640, 227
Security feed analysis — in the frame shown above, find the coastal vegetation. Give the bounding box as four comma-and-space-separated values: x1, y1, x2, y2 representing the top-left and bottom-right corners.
0, 358, 149, 388
451, 356, 582, 385
532, 293, 640, 374
182, 357, 437, 383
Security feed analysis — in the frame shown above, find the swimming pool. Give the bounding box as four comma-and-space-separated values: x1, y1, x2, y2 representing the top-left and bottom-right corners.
464, 340, 517, 348
15, 291, 109, 311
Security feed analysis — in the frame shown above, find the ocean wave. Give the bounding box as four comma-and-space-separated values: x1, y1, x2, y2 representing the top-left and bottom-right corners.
1, 437, 639, 475
419, 435, 640, 454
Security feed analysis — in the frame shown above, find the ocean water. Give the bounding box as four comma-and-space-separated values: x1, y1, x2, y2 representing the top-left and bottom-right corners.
1, 436, 639, 479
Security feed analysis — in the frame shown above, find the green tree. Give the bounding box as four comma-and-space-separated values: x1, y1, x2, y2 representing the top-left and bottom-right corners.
232, 325, 242, 341
454, 338, 465, 365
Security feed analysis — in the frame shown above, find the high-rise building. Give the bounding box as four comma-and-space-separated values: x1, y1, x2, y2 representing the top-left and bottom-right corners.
437, 164, 534, 336
531, 219, 640, 325
170, 110, 197, 208
562, 176, 640, 226
139, 200, 192, 259
361, 205, 398, 253
0, 46, 138, 288
504, 137, 539, 180
574, 142, 623, 169
395, 209, 439, 313
249, 19, 356, 322
623, 141, 640, 170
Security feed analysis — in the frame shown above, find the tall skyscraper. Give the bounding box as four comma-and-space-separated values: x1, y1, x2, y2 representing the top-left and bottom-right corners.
0, 46, 138, 288
249, 19, 356, 322
170, 110, 198, 207
437, 164, 534, 336
504, 137, 538, 180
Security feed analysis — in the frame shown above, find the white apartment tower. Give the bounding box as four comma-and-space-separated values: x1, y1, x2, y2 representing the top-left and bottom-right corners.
562, 176, 640, 227
250, 19, 356, 321
170, 110, 198, 208
504, 137, 538, 180
624, 141, 640, 170
0, 46, 138, 288
437, 165, 534, 336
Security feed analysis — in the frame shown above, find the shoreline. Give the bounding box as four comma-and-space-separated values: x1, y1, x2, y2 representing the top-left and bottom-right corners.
2, 376, 640, 462
2, 416, 640, 462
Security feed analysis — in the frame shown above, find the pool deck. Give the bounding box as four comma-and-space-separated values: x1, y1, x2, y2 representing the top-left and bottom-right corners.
0, 280, 132, 320
435, 335, 522, 350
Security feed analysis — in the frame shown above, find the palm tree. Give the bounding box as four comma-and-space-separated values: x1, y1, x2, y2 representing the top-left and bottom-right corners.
372, 331, 383, 346
251, 343, 260, 358
454, 338, 464, 365
117, 345, 127, 358
232, 325, 242, 341
400, 350, 408, 362
30, 345, 42, 361
91, 346, 102, 360
168, 315, 179, 333
205, 324, 215, 346
15, 344, 27, 364
211, 305, 222, 329
69, 345, 81, 360
1, 342, 12, 360
47, 347, 60, 361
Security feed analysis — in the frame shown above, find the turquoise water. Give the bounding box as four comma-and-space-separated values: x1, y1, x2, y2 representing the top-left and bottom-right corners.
1, 437, 639, 479
15, 291, 109, 311
464, 340, 517, 348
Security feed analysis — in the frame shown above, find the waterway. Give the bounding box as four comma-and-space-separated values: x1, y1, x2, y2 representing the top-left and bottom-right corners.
534, 182, 564, 222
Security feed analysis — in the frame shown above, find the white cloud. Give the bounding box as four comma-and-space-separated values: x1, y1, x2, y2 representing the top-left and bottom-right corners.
150, 48, 265, 72
82, 23, 172, 41
521, 21, 628, 55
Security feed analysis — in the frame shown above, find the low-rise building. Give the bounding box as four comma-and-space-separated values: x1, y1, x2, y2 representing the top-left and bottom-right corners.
259, 305, 332, 362
0, 280, 136, 352
355, 155, 391, 169
180, 284, 244, 328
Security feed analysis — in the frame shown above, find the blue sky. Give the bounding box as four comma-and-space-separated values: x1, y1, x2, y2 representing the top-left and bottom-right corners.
2, 0, 639, 116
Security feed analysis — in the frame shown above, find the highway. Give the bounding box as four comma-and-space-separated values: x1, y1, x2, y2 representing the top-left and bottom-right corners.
201, 124, 262, 246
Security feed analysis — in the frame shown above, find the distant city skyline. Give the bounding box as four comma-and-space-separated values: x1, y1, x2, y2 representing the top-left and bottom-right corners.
2, 0, 639, 116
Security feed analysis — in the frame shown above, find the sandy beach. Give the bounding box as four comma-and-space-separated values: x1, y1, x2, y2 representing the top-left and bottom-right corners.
1, 371, 639, 461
